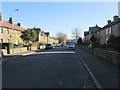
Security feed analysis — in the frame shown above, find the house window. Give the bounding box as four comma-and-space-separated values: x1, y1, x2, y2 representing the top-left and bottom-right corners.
1, 39, 3, 43
6, 28, 9, 34
11, 30, 14, 35
106, 37, 109, 43
109, 27, 112, 34
7, 39, 10, 43
100, 30, 103, 35
0, 27, 3, 33
17, 31, 19, 36
106, 28, 108, 34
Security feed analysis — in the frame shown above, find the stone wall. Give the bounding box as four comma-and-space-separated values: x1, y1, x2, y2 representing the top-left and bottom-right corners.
2, 46, 38, 55
1, 49, 7, 55
83, 47, 120, 66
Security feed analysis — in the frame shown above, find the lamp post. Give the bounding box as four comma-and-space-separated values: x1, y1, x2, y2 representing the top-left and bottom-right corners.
11, 9, 19, 54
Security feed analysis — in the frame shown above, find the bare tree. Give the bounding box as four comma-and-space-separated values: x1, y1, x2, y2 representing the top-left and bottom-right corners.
56, 32, 68, 43
72, 28, 81, 43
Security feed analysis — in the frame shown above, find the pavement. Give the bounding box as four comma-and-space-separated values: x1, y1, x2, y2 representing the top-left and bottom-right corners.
75, 45, 119, 88
2, 50, 40, 60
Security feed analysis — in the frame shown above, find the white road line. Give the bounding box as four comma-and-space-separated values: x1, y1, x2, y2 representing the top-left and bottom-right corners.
22, 52, 36, 56
75, 48, 103, 89
35, 51, 75, 54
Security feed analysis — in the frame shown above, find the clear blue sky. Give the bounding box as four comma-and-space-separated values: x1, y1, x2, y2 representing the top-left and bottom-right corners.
2, 2, 118, 38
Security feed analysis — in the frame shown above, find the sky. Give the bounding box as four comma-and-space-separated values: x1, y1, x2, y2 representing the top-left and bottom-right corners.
1, 2, 118, 39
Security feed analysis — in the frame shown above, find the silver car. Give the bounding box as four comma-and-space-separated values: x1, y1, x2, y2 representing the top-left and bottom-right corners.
66, 42, 75, 50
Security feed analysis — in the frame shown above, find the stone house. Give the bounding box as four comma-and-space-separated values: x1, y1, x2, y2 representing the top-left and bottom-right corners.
99, 15, 120, 44
0, 13, 25, 54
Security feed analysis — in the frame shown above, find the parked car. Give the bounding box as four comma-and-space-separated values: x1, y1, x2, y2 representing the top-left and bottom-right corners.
66, 42, 75, 50
56, 43, 62, 47
45, 44, 53, 50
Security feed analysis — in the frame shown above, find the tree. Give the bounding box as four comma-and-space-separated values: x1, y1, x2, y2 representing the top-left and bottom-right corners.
90, 35, 97, 53
107, 34, 120, 44
107, 34, 120, 52
56, 32, 67, 43
20, 28, 37, 51
84, 40, 91, 47
90, 35, 96, 43
77, 37, 82, 45
72, 28, 81, 43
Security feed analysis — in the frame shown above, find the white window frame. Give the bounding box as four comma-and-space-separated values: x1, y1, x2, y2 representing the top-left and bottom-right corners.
1, 39, 3, 43
106, 37, 109, 42
6, 28, 10, 34
109, 27, 112, 34
106, 28, 108, 34
0, 27, 3, 33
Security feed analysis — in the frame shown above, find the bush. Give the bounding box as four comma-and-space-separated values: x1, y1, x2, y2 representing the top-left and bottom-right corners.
37, 42, 45, 49
38, 42, 45, 46
100, 44, 107, 49
83, 40, 91, 47
107, 35, 120, 52
77, 37, 82, 45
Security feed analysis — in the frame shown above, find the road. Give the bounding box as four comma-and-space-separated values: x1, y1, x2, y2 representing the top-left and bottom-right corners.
2, 46, 93, 88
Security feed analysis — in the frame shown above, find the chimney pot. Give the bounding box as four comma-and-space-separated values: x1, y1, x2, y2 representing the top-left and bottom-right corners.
9, 17, 13, 24
0, 13, 3, 21
107, 20, 111, 24
113, 15, 118, 21
17, 23, 21, 27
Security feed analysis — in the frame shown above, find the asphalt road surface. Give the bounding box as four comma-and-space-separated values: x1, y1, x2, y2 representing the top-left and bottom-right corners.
2, 46, 93, 88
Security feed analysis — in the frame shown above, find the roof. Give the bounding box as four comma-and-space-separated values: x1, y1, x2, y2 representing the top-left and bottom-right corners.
101, 18, 120, 30
0, 20, 25, 31
84, 31, 89, 36
89, 26, 101, 33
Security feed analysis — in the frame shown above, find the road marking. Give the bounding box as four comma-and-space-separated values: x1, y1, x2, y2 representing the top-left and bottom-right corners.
22, 52, 36, 56
35, 51, 75, 54
59, 81, 62, 85
23, 57, 43, 59
75, 48, 103, 89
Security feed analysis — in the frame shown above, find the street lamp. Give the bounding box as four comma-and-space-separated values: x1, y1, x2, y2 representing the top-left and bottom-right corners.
11, 9, 20, 54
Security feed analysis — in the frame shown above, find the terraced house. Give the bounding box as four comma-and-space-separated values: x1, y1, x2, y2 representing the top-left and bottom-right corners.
0, 13, 25, 54
34, 27, 58, 45
99, 15, 120, 44
84, 15, 120, 45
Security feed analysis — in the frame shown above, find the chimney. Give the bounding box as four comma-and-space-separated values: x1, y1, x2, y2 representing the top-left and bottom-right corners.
17, 23, 21, 27
0, 13, 3, 21
95, 24, 98, 27
9, 17, 13, 24
113, 15, 118, 22
107, 20, 111, 24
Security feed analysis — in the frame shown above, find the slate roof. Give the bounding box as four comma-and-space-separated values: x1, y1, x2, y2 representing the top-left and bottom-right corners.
0, 20, 25, 31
